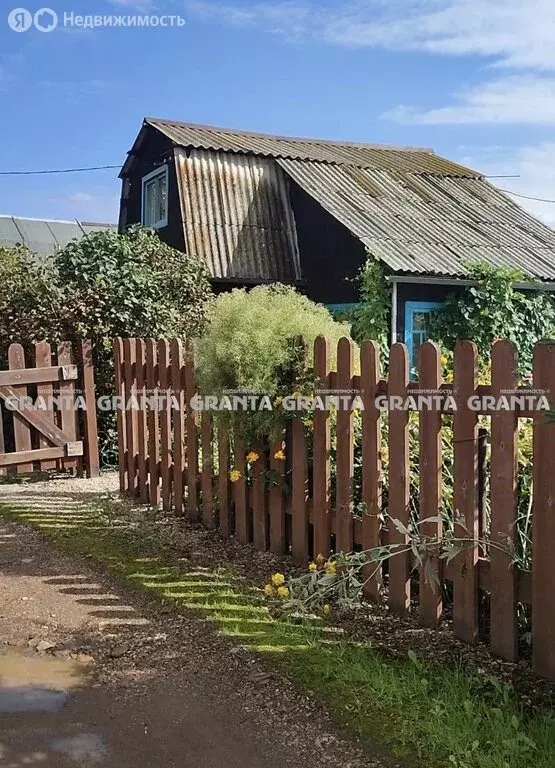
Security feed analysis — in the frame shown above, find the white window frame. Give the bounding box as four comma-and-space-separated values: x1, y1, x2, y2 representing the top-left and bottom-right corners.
141, 165, 169, 229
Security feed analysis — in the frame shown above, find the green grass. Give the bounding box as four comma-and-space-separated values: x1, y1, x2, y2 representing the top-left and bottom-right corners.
1, 494, 555, 768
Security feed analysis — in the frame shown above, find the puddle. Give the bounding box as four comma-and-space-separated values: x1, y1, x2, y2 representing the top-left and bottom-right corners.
51, 733, 107, 763
0, 649, 85, 713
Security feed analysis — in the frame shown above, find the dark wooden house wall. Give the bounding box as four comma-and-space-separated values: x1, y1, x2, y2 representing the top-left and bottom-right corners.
118, 128, 185, 253
288, 180, 366, 304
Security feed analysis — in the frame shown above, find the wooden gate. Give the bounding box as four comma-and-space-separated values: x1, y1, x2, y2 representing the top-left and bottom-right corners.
0, 340, 99, 477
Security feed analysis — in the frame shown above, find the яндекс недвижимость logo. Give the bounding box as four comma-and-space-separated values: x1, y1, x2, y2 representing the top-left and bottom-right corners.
8, 7, 58, 32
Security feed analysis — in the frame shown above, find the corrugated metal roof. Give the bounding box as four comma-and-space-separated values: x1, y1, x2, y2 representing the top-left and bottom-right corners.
146, 118, 477, 178
277, 159, 555, 280
175, 148, 301, 282
0, 216, 116, 255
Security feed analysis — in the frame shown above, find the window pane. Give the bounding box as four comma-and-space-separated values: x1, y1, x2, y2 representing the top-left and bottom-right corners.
144, 179, 156, 226
413, 312, 429, 331
157, 173, 167, 222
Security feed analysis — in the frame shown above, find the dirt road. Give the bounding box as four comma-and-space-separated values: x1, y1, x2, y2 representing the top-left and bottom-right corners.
0, 479, 381, 768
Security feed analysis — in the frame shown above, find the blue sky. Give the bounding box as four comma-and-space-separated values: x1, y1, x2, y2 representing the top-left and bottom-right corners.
1, 0, 555, 225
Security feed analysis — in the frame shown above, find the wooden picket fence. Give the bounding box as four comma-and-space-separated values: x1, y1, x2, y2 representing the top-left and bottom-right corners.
116, 336, 555, 681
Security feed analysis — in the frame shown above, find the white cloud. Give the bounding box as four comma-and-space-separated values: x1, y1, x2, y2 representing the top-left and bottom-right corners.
383, 75, 555, 125
462, 143, 555, 226
186, 1, 555, 125
185, 0, 555, 69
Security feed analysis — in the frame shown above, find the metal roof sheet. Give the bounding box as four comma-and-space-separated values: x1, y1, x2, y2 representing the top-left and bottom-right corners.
277, 159, 555, 280
175, 148, 301, 282
146, 118, 478, 178
0, 216, 116, 255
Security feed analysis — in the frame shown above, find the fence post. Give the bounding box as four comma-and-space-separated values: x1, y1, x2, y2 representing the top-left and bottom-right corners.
453, 340, 479, 644
490, 340, 518, 662
532, 341, 555, 680
361, 340, 382, 601
388, 342, 410, 615
234, 438, 249, 543
78, 340, 100, 479
171, 339, 186, 515
419, 341, 442, 625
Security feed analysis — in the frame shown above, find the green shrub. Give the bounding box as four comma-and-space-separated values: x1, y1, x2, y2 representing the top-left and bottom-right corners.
1, 227, 214, 466
0, 245, 63, 362
196, 284, 353, 440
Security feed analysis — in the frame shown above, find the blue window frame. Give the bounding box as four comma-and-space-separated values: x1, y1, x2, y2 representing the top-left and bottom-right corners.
404, 301, 443, 373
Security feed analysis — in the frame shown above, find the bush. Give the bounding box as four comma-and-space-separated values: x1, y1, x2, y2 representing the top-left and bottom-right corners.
196, 284, 353, 440
0, 245, 63, 362
1, 227, 214, 465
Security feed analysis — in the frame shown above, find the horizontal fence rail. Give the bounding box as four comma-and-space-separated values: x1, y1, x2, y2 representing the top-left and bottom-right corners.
116, 336, 555, 681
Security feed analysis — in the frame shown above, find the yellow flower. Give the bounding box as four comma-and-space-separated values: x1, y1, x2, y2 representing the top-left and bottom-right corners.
264, 584, 276, 597
274, 396, 283, 407
440, 354, 449, 367
277, 586, 290, 599
308, 562, 318, 573
292, 391, 301, 399
229, 470, 242, 483
325, 561, 337, 575
274, 449, 286, 461
445, 371, 454, 384
271, 572, 285, 587
303, 419, 314, 431
322, 604, 332, 617
246, 451, 260, 464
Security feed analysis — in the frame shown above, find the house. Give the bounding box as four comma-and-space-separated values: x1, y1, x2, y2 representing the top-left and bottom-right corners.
0, 215, 116, 257
119, 118, 555, 365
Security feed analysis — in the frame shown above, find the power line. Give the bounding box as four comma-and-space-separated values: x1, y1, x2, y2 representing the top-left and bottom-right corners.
499, 188, 555, 204
0, 165, 121, 176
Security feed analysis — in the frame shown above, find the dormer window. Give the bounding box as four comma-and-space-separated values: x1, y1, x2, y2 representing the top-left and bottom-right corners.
141, 166, 168, 229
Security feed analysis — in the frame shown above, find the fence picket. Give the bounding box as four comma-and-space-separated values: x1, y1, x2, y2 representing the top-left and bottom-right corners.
269, 437, 286, 554
453, 341, 479, 644
171, 339, 186, 515
252, 442, 268, 550
78, 340, 100, 479
532, 342, 555, 679
291, 416, 308, 563
184, 346, 199, 520
35, 342, 56, 471
145, 339, 160, 506
388, 343, 410, 615
9, 344, 33, 473
419, 342, 442, 625
158, 340, 172, 512
234, 439, 249, 543
114, 339, 127, 493
361, 340, 382, 600
57, 342, 79, 474
201, 414, 214, 528
336, 337, 355, 553
135, 339, 148, 503
313, 336, 331, 559
218, 429, 231, 536
490, 340, 518, 661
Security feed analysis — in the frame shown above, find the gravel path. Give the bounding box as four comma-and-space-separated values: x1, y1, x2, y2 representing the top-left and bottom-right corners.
0, 474, 389, 768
